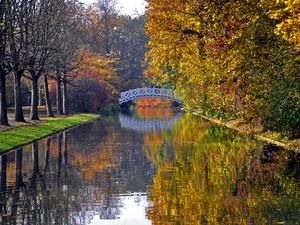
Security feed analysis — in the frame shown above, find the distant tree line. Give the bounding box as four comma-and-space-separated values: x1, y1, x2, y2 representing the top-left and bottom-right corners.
83, 0, 148, 89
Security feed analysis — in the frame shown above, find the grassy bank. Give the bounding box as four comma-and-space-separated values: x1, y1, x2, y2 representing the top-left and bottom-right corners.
0, 114, 100, 153
188, 110, 300, 152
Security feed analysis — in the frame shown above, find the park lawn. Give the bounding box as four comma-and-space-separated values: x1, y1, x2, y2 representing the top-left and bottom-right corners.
0, 113, 100, 153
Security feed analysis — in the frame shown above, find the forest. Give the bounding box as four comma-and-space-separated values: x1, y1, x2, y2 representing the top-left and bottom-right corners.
0, 0, 299, 138
0, 0, 147, 125
145, 0, 299, 137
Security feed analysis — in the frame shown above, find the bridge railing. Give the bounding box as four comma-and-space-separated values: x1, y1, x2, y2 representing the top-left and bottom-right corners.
119, 88, 181, 105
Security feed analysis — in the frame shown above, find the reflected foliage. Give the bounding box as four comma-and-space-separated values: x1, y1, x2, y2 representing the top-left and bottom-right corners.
146, 114, 300, 225
136, 107, 173, 119
0, 112, 299, 224
0, 118, 154, 225
136, 98, 171, 108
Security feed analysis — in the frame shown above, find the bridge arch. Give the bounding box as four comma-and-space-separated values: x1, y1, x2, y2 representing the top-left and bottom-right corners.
119, 88, 181, 105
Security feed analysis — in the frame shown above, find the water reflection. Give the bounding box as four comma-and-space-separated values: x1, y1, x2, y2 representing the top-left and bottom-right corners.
0, 118, 154, 225
146, 114, 300, 225
119, 108, 182, 133
0, 111, 299, 225
119, 113, 182, 132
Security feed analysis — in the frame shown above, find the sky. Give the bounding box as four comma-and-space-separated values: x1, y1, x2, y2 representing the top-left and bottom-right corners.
81, 0, 147, 16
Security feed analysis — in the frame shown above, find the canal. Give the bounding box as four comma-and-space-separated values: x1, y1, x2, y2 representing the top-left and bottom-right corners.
0, 108, 299, 225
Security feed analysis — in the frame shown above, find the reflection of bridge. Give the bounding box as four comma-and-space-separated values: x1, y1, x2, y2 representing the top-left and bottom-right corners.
119, 88, 181, 105
119, 113, 182, 132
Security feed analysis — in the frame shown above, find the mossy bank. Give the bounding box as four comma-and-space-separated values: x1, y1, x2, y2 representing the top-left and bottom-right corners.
0, 114, 100, 153
188, 110, 300, 152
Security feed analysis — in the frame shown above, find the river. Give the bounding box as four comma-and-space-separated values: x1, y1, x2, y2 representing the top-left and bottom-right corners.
0, 108, 299, 225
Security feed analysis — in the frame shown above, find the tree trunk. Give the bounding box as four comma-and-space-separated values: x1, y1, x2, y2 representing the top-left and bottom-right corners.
44, 74, 54, 117
56, 65, 63, 115
15, 148, 23, 188
44, 138, 51, 172
30, 74, 40, 120
57, 134, 62, 188
0, 73, 9, 125
39, 84, 43, 106
62, 72, 68, 115
63, 132, 68, 166
14, 70, 26, 122
32, 142, 39, 173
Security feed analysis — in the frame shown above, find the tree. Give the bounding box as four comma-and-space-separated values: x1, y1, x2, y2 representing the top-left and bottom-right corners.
144, 0, 300, 135
94, 0, 119, 54
48, 0, 84, 115
6, 0, 32, 122
26, 0, 67, 120
267, 0, 300, 59
0, 0, 9, 125
114, 15, 148, 89
43, 72, 54, 117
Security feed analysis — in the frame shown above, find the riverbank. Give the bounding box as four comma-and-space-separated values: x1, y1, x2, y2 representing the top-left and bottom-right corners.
0, 113, 100, 153
188, 110, 300, 152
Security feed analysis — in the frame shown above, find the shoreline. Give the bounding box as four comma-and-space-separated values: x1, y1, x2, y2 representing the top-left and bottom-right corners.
185, 109, 300, 152
0, 114, 101, 154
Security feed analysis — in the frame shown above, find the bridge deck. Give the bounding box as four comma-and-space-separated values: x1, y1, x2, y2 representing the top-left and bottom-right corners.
119, 88, 181, 105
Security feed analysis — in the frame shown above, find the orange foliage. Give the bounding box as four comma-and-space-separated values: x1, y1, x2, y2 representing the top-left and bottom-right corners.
143, 132, 169, 163
135, 98, 171, 107
69, 149, 119, 182
75, 50, 119, 96
77, 50, 117, 78
136, 107, 173, 119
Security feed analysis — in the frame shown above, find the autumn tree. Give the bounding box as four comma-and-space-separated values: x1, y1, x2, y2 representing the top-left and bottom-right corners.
267, 0, 300, 58
145, 0, 300, 136
81, 3, 148, 100
67, 49, 119, 112
50, 0, 84, 115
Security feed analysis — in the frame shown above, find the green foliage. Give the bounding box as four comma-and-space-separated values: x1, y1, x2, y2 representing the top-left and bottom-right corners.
261, 78, 300, 137
98, 103, 121, 116
0, 114, 100, 152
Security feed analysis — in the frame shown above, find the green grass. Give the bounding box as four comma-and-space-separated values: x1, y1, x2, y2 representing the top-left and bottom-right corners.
0, 113, 100, 152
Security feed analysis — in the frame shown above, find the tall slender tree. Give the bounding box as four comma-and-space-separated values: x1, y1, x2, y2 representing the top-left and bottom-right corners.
6, 0, 35, 122
0, 0, 9, 125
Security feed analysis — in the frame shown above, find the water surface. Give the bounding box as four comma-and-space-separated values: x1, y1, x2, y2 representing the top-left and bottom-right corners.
0, 108, 299, 225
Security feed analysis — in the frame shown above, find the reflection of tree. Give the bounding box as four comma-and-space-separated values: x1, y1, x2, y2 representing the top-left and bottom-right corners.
0, 116, 155, 224
0, 136, 72, 224
146, 113, 300, 225
15, 149, 23, 188
1, 154, 7, 192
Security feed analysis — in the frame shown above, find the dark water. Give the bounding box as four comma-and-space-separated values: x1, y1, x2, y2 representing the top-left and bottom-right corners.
0, 108, 300, 225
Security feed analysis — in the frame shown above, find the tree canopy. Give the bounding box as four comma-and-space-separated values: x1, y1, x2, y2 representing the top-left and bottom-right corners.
145, 0, 300, 136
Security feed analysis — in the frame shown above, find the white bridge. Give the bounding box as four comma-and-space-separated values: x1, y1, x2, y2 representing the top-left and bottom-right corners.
119, 88, 181, 105
119, 113, 182, 132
